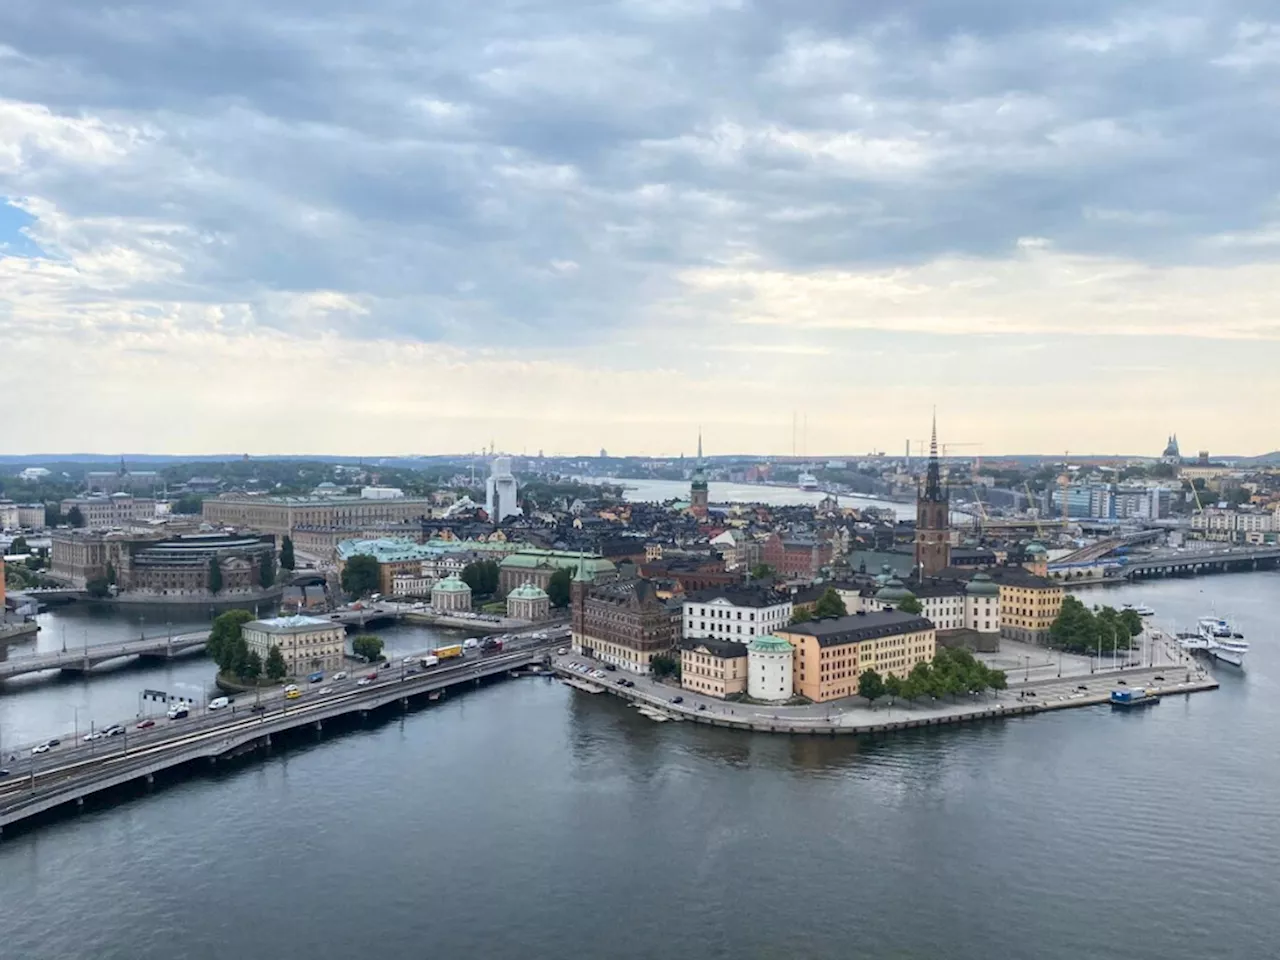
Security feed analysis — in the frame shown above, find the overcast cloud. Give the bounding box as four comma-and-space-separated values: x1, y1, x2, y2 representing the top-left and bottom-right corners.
2, 1, 1279, 455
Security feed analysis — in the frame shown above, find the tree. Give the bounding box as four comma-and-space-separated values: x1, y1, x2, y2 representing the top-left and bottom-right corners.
173, 495, 203, 515
790, 608, 812, 625
44, 503, 62, 527
227, 636, 249, 677
547, 567, 572, 608
9, 536, 28, 555
207, 609, 254, 673
858, 668, 885, 703
280, 536, 296, 571
341, 554, 380, 597
352, 634, 384, 662
85, 577, 110, 598
106, 562, 117, 586
897, 595, 923, 615
66, 505, 85, 528
258, 553, 276, 589
242, 650, 263, 683
461, 560, 500, 597
650, 653, 680, 680
750, 563, 776, 580
265, 644, 287, 681
987, 669, 1008, 692
208, 556, 223, 595
813, 588, 848, 619
884, 673, 903, 699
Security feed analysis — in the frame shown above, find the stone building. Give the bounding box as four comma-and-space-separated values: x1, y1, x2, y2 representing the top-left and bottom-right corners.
59, 494, 157, 529
498, 551, 615, 595
915, 416, 951, 577
680, 637, 748, 699
747, 635, 795, 702
777, 611, 936, 703
570, 570, 681, 674
242, 615, 346, 677
431, 574, 472, 612
681, 585, 792, 644
689, 433, 709, 520
506, 582, 551, 622
760, 532, 833, 578
485, 456, 521, 523
202, 493, 433, 540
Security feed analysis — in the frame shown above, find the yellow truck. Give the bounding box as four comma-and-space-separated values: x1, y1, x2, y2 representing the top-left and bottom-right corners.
434, 643, 464, 660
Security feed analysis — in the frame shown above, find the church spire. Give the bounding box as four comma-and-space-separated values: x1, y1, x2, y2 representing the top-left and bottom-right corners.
697, 428, 703, 462
924, 409, 943, 501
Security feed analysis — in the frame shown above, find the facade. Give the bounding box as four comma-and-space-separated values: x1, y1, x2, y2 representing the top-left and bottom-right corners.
485, 457, 521, 523
390, 573, 433, 596
506, 582, 551, 621
984, 567, 1063, 644
682, 586, 792, 643
747, 635, 794, 702
915, 417, 951, 576
60, 495, 157, 528
778, 611, 936, 703
242, 615, 346, 677
1191, 508, 1275, 543
85, 461, 160, 494
498, 550, 615, 595
16, 503, 44, 528
202, 494, 433, 539
0, 501, 17, 531
431, 575, 472, 612
571, 576, 681, 674
51, 529, 275, 598
689, 433, 709, 520
680, 637, 748, 699
760, 532, 833, 577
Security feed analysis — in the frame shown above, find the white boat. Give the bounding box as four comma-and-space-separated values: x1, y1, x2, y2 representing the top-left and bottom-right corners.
1122, 603, 1156, 617
798, 472, 819, 491
1177, 617, 1248, 667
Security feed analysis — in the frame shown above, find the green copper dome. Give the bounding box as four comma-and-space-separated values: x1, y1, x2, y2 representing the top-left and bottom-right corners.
509, 583, 548, 600
875, 577, 915, 603
433, 574, 470, 593
749, 635, 794, 654
966, 573, 1000, 597
1025, 542, 1048, 556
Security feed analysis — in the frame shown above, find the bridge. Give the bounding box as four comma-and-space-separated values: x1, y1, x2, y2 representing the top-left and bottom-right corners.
0, 631, 209, 682
0, 644, 550, 833
1054, 529, 1163, 566
1120, 545, 1280, 580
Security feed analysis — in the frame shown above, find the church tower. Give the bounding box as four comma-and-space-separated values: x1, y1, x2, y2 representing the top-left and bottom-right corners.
689, 430, 709, 520
570, 553, 593, 656
914, 413, 951, 578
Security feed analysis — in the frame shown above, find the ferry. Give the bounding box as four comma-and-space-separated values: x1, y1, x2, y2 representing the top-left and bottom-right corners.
1123, 603, 1156, 617
1110, 687, 1160, 708
798, 472, 819, 491
1176, 617, 1249, 667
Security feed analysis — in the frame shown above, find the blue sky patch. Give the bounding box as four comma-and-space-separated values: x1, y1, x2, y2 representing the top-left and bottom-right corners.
0, 199, 45, 258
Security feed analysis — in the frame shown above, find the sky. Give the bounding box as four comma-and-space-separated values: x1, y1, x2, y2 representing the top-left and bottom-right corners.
2, 1, 1280, 458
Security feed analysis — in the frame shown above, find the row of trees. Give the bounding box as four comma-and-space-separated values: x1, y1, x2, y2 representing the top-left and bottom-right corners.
206, 610, 287, 682
857, 647, 1008, 704
461, 560, 500, 598
1047, 597, 1142, 654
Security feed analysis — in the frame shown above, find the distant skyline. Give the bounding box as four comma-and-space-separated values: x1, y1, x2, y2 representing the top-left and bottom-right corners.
3, 3, 1280, 455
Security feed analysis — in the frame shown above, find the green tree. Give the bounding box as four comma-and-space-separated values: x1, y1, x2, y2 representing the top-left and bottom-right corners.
173, 495, 203, 515
265, 644, 287, 681
44, 503, 62, 527
790, 608, 812, 625
987, 669, 1008, 692
208, 556, 223, 595
884, 673, 903, 699
858, 668, 885, 703
897, 595, 923, 615
341, 554, 380, 597
258, 553, 276, 589
461, 560, 500, 597
813, 588, 848, 619
749, 563, 776, 580
650, 653, 680, 680
66, 505, 85, 528
207, 609, 254, 672
226, 636, 249, 677
242, 650, 263, 683
279, 536, 296, 571
85, 577, 110, 598
352, 634, 384, 662
546, 567, 572, 608
9, 535, 29, 555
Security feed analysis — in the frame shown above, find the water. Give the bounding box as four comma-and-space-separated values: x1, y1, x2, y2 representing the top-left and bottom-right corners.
1, 573, 1278, 959
607, 476, 916, 518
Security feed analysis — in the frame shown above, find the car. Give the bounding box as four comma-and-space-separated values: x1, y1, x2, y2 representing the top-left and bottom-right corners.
136, 719, 156, 730
334, 672, 348, 680
31, 743, 50, 755
403, 656, 416, 664
167, 707, 189, 720
105, 725, 125, 737
698, 704, 707, 711
365, 671, 378, 680
1076, 685, 1088, 691
1153, 675, 1165, 682
83, 731, 104, 742
318, 686, 333, 694
0, 768, 10, 778
557, 648, 568, 656
604, 664, 617, 672
309, 672, 325, 683
283, 684, 300, 694
624, 680, 635, 688
1117, 679, 1127, 686
356, 678, 372, 687
616, 678, 628, 686
285, 689, 301, 700
208, 697, 230, 710
47, 738, 60, 747
250, 703, 267, 714
670, 696, 684, 704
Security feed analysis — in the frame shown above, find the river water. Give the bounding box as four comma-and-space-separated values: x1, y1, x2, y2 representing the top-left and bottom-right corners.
609, 476, 916, 518
0, 574, 1277, 959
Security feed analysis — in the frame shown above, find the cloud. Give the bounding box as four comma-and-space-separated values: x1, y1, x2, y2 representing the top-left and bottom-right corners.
2, 1, 1280, 454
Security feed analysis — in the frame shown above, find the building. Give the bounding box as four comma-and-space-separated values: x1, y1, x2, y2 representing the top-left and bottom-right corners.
242, 615, 346, 677
60, 494, 158, 528
760, 532, 833, 578
499, 550, 615, 595
486, 457, 521, 523
682, 586, 792, 643
202, 493, 433, 539
359, 486, 404, 500
16, 503, 44, 528
1161, 434, 1181, 465
506, 582, 551, 621
86, 459, 160, 494
51, 529, 276, 598
431, 575, 472, 612
0, 501, 17, 530
689, 433, 709, 520
747, 635, 794, 702
1191, 508, 1275, 543
915, 416, 951, 576
982, 566, 1063, 644
778, 610, 936, 703
680, 637, 748, 698
571, 573, 681, 673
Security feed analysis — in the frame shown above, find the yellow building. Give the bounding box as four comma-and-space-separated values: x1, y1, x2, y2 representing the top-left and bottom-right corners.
777, 611, 936, 703
680, 638, 748, 699
984, 567, 1063, 644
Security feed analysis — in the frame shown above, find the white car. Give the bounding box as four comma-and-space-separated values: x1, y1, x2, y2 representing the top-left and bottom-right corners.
31, 743, 50, 755
334, 672, 348, 680
83, 731, 104, 742
319, 686, 333, 694
208, 697, 230, 710
356, 678, 372, 687
402, 656, 415, 665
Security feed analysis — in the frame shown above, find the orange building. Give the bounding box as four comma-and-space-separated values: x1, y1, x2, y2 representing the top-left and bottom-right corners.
776, 610, 936, 703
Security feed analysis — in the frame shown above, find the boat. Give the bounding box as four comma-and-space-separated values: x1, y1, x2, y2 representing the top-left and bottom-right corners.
798, 472, 819, 491
1176, 616, 1249, 667
1110, 687, 1160, 708
1122, 603, 1156, 617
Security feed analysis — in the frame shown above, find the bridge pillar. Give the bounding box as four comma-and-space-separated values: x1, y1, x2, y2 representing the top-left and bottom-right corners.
76, 797, 84, 809
313, 720, 322, 733
401, 698, 409, 710
146, 773, 154, 786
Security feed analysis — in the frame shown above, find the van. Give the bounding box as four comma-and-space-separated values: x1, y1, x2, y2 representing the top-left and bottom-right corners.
464, 638, 479, 649
167, 705, 189, 720
208, 696, 230, 710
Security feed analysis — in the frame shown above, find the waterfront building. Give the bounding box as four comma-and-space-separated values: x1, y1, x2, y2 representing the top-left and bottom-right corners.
570, 574, 681, 674
486, 457, 521, 523
680, 637, 748, 698
242, 615, 346, 677
778, 611, 936, 703
431, 575, 472, 612
682, 586, 792, 643
51, 529, 276, 598
747, 635, 794, 702
689, 433, 709, 520
915, 415, 951, 577
390, 573, 433, 596
498, 550, 615, 595
59, 494, 158, 528
202, 493, 434, 540
981, 567, 1062, 644
506, 582, 551, 621
1191, 508, 1275, 543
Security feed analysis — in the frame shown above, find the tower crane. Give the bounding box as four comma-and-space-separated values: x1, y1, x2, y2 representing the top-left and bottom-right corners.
1023, 481, 1046, 541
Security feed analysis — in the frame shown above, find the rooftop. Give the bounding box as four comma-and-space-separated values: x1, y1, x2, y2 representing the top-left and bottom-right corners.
748, 635, 795, 654
780, 610, 933, 648
247, 615, 336, 633
680, 636, 748, 659
684, 585, 789, 608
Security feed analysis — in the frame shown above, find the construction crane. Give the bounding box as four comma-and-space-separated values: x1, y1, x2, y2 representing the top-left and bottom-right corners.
1185, 477, 1206, 515
1023, 481, 1046, 541
969, 486, 989, 535
909, 440, 983, 471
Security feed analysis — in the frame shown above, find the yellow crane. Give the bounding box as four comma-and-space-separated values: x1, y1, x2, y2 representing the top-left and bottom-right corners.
1023, 481, 1046, 541
1185, 477, 1206, 514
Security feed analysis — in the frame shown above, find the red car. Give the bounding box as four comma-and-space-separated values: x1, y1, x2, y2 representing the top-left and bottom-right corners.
365, 671, 378, 681
136, 719, 155, 729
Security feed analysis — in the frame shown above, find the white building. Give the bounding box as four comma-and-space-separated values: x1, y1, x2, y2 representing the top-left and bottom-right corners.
682, 587, 792, 643
485, 457, 521, 523
431, 574, 472, 612
747, 635, 794, 702
0, 501, 18, 530
360, 486, 405, 500
850, 574, 1001, 645
242, 615, 347, 677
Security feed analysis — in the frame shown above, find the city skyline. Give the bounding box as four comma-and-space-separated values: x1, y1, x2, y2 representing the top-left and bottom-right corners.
4, 3, 1280, 455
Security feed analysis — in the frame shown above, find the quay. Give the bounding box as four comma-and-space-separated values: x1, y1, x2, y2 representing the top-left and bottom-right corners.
0, 644, 552, 835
